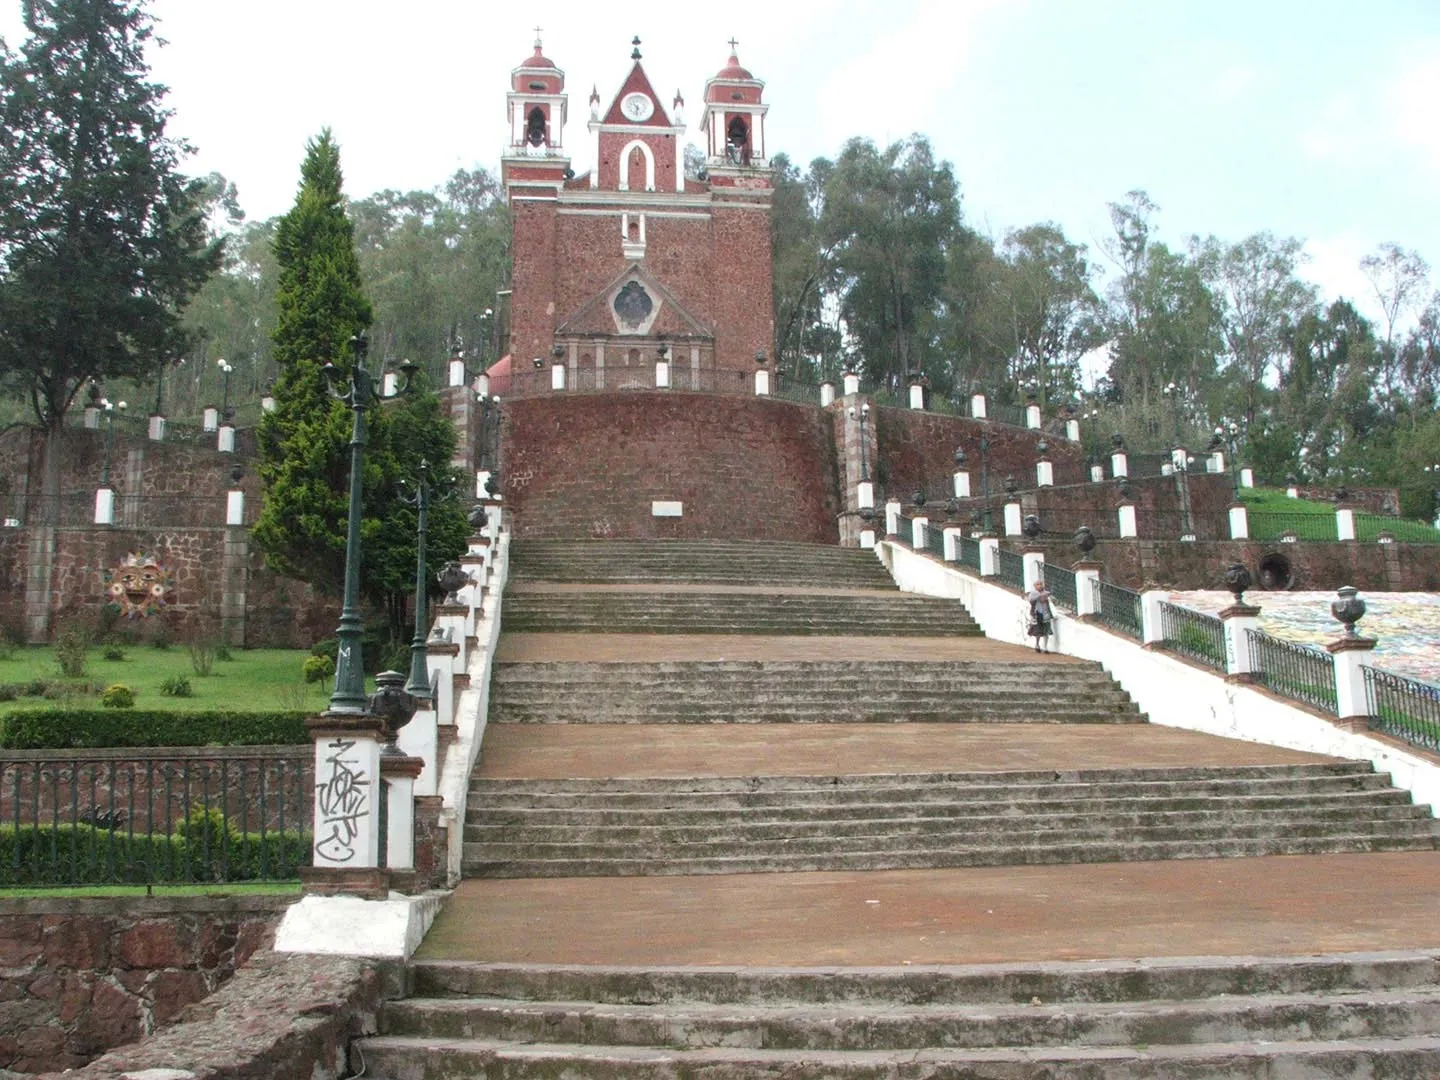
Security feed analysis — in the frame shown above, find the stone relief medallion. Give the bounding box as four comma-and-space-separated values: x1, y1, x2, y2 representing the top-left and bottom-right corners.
610, 279, 663, 335
104, 552, 174, 618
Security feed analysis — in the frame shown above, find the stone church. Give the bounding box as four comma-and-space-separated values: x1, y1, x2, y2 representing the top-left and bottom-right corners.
500, 36, 775, 387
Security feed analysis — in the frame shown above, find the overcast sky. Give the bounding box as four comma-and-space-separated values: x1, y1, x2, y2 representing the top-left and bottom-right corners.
3, 0, 1439, 328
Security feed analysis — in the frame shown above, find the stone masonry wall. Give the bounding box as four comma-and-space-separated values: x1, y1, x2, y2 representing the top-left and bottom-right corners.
0, 895, 290, 1074
500, 391, 841, 542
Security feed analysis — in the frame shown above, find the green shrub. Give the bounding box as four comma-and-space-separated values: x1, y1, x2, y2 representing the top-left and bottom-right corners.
54, 622, 89, 678
102, 645, 128, 662
215, 642, 235, 662
0, 822, 311, 886
26, 678, 51, 697
100, 684, 136, 709
159, 675, 193, 698
0, 709, 310, 749
149, 623, 172, 650
188, 639, 217, 676
302, 654, 335, 684
309, 638, 339, 662
0, 684, 18, 703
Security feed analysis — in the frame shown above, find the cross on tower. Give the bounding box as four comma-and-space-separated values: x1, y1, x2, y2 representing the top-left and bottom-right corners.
727, 37, 739, 52
533, 25, 543, 45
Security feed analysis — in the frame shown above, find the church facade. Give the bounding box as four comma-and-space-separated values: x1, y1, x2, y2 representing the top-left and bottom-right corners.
500, 37, 774, 389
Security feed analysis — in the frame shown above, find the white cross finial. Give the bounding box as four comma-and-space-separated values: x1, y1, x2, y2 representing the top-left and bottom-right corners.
727, 36, 739, 53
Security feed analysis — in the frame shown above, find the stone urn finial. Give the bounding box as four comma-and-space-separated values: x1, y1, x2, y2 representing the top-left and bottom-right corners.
1074, 525, 1096, 556
1022, 514, 1042, 540
1331, 586, 1366, 637
436, 561, 471, 604
368, 670, 416, 756
1224, 563, 1252, 605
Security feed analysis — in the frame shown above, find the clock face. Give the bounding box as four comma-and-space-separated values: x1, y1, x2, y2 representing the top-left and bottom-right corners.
621, 92, 654, 122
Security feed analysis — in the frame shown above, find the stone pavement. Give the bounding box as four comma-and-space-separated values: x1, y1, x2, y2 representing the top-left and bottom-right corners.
495, 632, 1079, 664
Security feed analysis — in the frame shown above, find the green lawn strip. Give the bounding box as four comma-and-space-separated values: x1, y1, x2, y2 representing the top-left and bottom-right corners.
1242, 487, 1439, 543
0, 882, 301, 898
0, 647, 323, 714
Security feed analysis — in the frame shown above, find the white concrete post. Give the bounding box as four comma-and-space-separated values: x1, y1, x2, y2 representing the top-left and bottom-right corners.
754, 369, 771, 395
311, 725, 382, 870
655, 359, 671, 388
1118, 504, 1138, 538
1171, 447, 1188, 472
1090, 464, 1104, 483
1336, 507, 1355, 541
202, 407, 219, 432
1240, 467, 1254, 488
1111, 451, 1129, 478
1036, 461, 1054, 487
551, 362, 566, 391
843, 372, 861, 396
382, 372, 398, 397
226, 490, 244, 526
1074, 566, 1101, 616
217, 425, 236, 453
1162, 462, 1175, 477
1140, 589, 1166, 646
1003, 502, 1022, 536
820, 382, 835, 407
1286, 485, 1299, 499
448, 359, 465, 387
1065, 419, 1080, 441
1209, 452, 1225, 474
148, 415, 166, 441
84, 407, 101, 429
978, 537, 1000, 576
429, 649, 455, 727
1220, 603, 1262, 679
475, 470, 492, 499
1022, 550, 1045, 590
474, 373, 489, 398
1228, 504, 1249, 540
398, 705, 438, 798
859, 523, 876, 550
857, 481, 874, 509
1328, 637, 1378, 724
911, 516, 929, 550
885, 500, 901, 536
1025, 403, 1041, 429
942, 526, 963, 561
384, 773, 416, 870
94, 488, 115, 526
261, 394, 276, 413
908, 383, 925, 410
970, 393, 987, 420
952, 471, 971, 498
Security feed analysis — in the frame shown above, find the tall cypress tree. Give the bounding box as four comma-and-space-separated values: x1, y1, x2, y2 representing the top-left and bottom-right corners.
254, 132, 466, 635
0, 0, 220, 518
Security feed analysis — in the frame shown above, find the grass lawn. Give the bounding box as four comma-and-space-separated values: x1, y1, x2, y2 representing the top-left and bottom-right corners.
0, 646, 325, 713
1240, 487, 1440, 543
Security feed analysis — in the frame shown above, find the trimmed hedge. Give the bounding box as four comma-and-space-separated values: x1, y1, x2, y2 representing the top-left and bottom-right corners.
0, 709, 310, 749
0, 822, 311, 886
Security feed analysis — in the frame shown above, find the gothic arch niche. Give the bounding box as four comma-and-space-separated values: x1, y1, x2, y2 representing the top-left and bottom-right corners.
525, 106, 547, 146
618, 139, 656, 190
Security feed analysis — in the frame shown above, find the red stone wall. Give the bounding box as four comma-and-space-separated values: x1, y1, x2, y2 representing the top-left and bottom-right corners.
1022, 473, 1236, 540
0, 895, 289, 1074
1294, 485, 1400, 516
500, 392, 841, 542
710, 202, 774, 371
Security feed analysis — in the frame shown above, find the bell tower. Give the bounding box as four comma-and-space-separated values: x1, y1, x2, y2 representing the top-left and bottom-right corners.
502, 32, 571, 368
700, 41, 769, 171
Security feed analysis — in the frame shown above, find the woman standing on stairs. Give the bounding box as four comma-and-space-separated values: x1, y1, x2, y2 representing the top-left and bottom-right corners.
1026, 579, 1054, 653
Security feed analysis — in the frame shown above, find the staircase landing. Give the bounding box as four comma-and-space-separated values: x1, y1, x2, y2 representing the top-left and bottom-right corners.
420, 852, 1440, 966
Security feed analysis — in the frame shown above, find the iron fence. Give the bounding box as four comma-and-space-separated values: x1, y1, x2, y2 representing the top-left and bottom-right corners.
957, 534, 982, 572
1095, 581, 1143, 639
988, 402, 1028, 427
1364, 666, 1440, 752
769, 378, 824, 406
0, 750, 311, 886
1157, 602, 1227, 672
1247, 511, 1338, 542
1043, 563, 1077, 613
894, 512, 912, 541
1246, 630, 1337, 714
995, 546, 1025, 590
923, 521, 946, 559
1354, 512, 1440, 545
2, 492, 259, 529
491, 365, 758, 399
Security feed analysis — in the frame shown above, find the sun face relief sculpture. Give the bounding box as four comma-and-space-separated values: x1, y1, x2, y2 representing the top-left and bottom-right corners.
104, 552, 174, 618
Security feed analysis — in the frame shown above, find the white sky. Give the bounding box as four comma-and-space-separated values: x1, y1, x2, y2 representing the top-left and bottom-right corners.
3, 0, 1439, 327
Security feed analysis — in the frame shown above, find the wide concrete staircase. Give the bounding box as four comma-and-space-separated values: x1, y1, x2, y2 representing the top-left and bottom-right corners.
357, 538, 1440, 1078
360, 952, 1440, 1078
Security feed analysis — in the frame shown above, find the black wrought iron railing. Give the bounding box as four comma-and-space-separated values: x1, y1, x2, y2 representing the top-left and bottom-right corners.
0, 750, 311, 887
894, 512, 912, 540
923, 521, 946, 559
1364, 666, 1440, 752
987, 402, 1028, 427
1043, 563, 1077, 614
1247, 511, 1339, 542
768, 378, 824, 406
1158, 601, 1227, 672
995, 547, 1025, 590
1246, 630, 1337, 714
1095, 581, 1143, 639
957, 534, 982, 572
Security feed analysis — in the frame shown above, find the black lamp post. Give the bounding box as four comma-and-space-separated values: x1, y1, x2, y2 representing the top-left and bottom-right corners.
99, 396, 127, 486
322, 333, 418, 715
217, 358, 234, 422
1215, 419, 1240, 494
400, 460, 433, 701
978, 435, 992, 532
848, 401, 871, 482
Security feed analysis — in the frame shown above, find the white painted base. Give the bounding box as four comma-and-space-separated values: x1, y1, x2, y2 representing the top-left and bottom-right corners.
909, 384, 925, 409
843, 373, 860, 396
652, 501, 683, 517
820, 382, 835, 407
202, 408, 219, 432
226, 491, 244, 526
273, 890, 449, 959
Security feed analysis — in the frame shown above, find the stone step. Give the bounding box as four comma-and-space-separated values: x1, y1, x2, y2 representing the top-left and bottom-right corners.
488, 707, 1143, 725
349, 1033, 1440, 1079
381, 987, 1440, 1051
488, 658, 1120, 681
462, 831, 1440, 878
